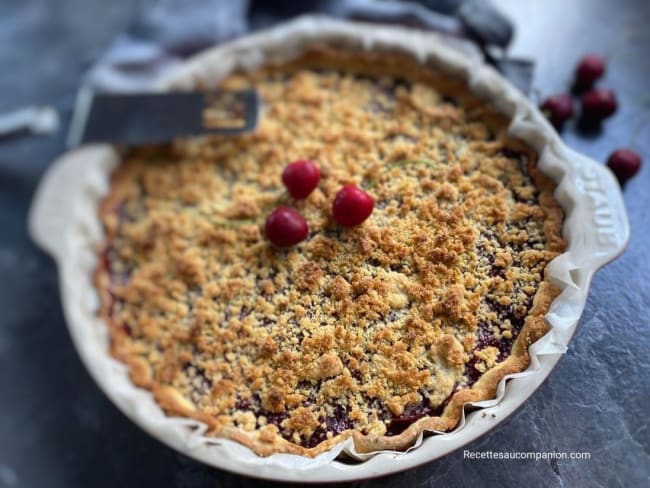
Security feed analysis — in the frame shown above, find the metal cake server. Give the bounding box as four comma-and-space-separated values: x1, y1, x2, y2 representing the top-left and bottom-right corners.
0, 88, 260, 147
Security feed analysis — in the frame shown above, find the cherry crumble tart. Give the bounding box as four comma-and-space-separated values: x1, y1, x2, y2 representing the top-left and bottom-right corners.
95, 48, 566, 457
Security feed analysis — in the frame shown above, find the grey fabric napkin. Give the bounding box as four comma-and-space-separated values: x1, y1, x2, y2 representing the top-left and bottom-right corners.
84, 0, 531, 93
85, 0, 250, 91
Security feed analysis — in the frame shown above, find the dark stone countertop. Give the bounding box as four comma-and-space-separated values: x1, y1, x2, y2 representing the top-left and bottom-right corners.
0, 0, 648, 486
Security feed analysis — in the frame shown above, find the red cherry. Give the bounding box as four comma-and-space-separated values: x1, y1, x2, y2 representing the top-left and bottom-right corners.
607, 149, 641, 185
332, 185, 374, 227
576, 54, 606, 88
581, 89, 617, 122
282, 160, 320, 199
264, 207, 308, 247
540, 94, 574, 130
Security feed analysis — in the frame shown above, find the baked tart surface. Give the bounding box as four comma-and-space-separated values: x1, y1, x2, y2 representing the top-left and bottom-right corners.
96, 48, 566, 457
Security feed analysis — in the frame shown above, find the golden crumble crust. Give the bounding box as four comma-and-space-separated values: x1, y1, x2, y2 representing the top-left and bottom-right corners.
95, 47, 565, 457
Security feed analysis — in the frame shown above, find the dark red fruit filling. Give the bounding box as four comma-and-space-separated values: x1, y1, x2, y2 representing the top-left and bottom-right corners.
385, 393, 453, 436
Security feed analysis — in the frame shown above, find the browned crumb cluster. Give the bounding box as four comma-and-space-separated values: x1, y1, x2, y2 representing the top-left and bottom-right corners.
96, 49, 565, 457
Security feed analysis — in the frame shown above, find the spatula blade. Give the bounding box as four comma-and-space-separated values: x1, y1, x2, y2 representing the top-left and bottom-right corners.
67, 88, 259, 147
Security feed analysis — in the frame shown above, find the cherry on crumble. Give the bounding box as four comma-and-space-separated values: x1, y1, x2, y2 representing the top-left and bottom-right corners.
282, 160, 320, 199
332, 185, 374, 227
264, 207, 309, 247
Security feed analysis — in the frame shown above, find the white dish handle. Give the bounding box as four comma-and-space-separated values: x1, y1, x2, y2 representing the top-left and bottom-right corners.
28, 145, 118, 260
545, 142, 630, 289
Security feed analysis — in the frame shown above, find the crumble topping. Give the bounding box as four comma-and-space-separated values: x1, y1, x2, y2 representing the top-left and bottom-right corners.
98, 53, 565, 453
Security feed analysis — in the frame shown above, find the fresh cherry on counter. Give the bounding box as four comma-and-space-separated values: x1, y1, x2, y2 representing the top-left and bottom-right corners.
540, 94, 574, 130
607, 149, 641, 186
575, 54, 606, 89
581, 88, 617, 123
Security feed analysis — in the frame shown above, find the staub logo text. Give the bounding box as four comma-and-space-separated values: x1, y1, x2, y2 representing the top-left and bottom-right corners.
580, 164, 618, 249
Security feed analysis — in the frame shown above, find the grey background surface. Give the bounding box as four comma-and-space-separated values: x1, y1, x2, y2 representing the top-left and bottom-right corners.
0, 0, 648, 486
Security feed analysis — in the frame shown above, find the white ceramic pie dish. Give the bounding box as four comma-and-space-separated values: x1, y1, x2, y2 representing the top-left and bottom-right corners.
28, 16, 629, 482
